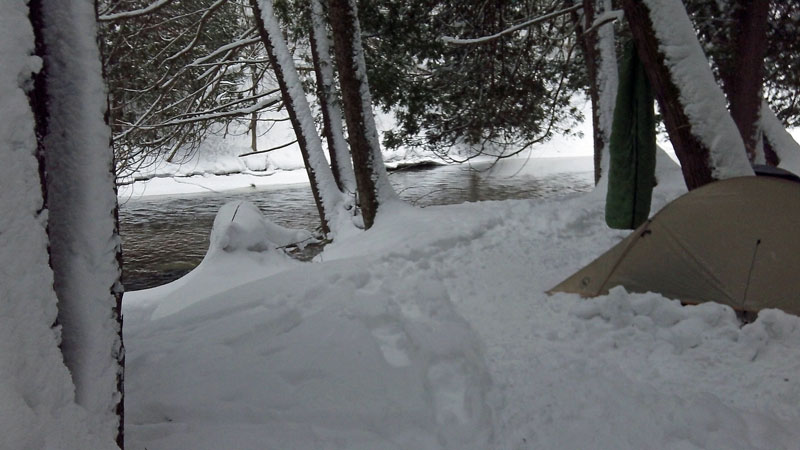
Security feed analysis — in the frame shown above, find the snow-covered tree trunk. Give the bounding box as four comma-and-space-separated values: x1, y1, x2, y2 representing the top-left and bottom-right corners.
621, 0, 753, 190
310, 0, 356, 196
760, 101, 800, 172
0, 1, 118, 448
595, 0, 619, 185
574, 0, 619, 185
251, 0, 349, 236
328, 0, 397, 229
717, 0, 769, 164
38, 0, 125, 446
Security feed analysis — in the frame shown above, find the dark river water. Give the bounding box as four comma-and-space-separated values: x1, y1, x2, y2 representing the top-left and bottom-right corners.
119, 158, 594, 290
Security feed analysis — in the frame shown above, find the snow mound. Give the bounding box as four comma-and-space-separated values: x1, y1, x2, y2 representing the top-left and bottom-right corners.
125, 261, 493, 449
210, 200, 313, 253
128, 201, 311, 319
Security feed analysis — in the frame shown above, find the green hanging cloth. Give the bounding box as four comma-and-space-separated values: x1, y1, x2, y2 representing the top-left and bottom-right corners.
605, 40, 657, 230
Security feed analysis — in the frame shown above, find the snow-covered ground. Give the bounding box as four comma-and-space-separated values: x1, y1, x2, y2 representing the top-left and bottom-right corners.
123, 150, 800, 449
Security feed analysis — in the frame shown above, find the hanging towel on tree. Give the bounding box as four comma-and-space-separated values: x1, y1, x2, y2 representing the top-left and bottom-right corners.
605, 40, 657, 229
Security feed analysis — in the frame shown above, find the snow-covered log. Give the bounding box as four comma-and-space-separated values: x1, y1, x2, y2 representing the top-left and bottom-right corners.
328, 0, 397, 229
251, 0, 352, 237
310, 0, 356, 196
0, 1, 116, 448
39, 0, 125, 445
622, 0, 753, 189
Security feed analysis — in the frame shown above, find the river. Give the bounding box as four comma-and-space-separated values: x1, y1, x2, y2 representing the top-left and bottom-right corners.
119, 157, 594, 290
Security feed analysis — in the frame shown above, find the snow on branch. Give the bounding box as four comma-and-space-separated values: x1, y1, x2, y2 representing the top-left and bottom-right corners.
587, 9, 624, 34
189, 35, 261, 68
147, 95, 281, 128
441, 3, 582, 45
99, 0, 174, 22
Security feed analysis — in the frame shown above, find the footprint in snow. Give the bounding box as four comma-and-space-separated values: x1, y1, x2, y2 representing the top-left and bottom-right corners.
370, 323, 412, 367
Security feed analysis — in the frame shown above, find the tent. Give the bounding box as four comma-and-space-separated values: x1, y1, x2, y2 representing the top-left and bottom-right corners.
549, 176, 800, 316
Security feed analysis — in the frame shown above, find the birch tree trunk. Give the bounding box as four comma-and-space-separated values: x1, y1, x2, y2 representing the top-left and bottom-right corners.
328, 0, 397, 229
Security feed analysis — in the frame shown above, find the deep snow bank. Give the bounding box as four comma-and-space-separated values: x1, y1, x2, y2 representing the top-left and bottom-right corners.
123, 150, 800, 449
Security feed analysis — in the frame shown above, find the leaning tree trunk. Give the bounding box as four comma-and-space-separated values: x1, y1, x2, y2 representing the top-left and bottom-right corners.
39, 0, 125, 446
328, 0, 397, 229
621, 0, 752, 190
251, 0, 347, 236
309, 0, 356, 196
760, 101, 800, 170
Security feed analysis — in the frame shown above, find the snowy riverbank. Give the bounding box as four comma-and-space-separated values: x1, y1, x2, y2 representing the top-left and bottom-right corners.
117, 109, 600, 199
122, 149, 800, 449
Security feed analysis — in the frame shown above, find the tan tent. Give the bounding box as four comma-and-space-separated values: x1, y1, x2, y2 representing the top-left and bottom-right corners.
549, 176, 800, 315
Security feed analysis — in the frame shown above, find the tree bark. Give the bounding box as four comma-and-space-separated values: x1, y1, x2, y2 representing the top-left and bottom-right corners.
328, 0, 396, 229
572, 0, 603, 184
622, 0, 714, 189
39, 0, 126, 445
309, 0, 356, 195
719, 0, 770, 163
251, 0, 343, 235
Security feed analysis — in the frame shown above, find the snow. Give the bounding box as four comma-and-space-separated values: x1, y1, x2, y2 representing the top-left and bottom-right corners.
0, 1, 114, 448
643, 0, 754, 179
122, 149, 800, 449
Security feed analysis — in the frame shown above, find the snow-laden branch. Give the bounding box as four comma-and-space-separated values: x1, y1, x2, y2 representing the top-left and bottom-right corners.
441, 3, 582, 45
99, 0, 174, 22
586, 9, 624, 35
142, 95, 281, 128
188, 35, 261, 68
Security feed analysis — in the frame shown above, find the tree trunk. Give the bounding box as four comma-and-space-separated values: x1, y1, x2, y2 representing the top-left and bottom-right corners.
251, 0, 346, 235
621, 0, 752, 190
328, 0, 397, 229
572, 0, 603, 184
573, 0, 619, 185
1, 1, 106, 447
309, 0, 356, 195
761, 101, 800, 170
250, 66, 259, 154
39, 0, 125, 445
718, 0, 770, 163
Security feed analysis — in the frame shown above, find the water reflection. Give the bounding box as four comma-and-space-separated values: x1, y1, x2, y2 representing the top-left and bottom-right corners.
119, 158, 593, 290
